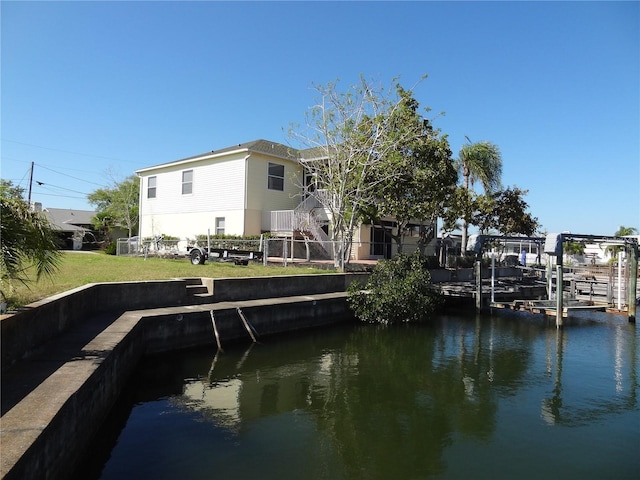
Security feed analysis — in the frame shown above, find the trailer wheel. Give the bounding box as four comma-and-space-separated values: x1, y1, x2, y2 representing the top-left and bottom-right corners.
190, 248, 205, 265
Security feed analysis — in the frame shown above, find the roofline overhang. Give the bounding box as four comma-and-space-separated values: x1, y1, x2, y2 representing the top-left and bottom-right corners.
136, 147, 251, 175
136, 145, 303, 175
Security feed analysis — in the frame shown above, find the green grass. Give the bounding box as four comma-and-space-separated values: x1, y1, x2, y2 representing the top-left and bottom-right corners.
2, 251, 331, 309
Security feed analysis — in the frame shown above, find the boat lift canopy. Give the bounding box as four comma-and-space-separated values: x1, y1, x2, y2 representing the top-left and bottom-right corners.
467, 233, 638, 326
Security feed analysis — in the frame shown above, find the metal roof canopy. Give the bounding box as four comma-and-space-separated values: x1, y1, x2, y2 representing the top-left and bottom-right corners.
467, 233, 638, 256
467, 234, 544, 255
467, 233, 638, 326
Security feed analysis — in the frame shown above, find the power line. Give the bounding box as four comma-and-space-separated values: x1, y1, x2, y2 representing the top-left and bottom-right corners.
1, 138, 133, 163
36, 164, 105, 187
32, 192, 88, 200
1, 155, 109, 176
35, 181, 90, 196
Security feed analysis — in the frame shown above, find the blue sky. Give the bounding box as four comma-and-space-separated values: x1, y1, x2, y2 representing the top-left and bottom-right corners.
2, 1, 638, 236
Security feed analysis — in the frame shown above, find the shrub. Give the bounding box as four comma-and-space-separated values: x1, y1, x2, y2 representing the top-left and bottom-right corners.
348, 252, 443, 324
104, 242, 117, 255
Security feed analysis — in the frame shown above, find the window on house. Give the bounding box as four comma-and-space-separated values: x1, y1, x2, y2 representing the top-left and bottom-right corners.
182, 170, 193, 195
215, 217, 225, 235
147, 176, 157, 199
268, 163, 285, 191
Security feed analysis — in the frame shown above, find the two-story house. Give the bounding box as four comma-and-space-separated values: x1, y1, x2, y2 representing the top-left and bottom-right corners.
136, 139, 435, 261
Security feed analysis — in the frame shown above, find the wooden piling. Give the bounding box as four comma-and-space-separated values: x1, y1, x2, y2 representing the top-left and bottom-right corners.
555, 264, 564, 328
555, 243, 564, 328
475, 259, 483, 312
628, 244, 638, 322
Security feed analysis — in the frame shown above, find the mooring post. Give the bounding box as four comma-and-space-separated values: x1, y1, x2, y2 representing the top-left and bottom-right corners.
283, 238, 288, 267
555, 244, 564, 328
556, 263, 564, 328
475, 257, 484, 312
617, 251, 623, 311
491, 249, 496, 304
627, 243, 638, 323
547, 255, 553, 300
263, 237, 268, 266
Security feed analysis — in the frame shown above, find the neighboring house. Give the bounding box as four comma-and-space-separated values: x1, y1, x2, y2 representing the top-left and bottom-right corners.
37, 205, 99, 250
136, 139, 436, 260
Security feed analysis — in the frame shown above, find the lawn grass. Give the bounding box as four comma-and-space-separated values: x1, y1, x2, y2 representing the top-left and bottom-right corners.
2, 251, 331, 309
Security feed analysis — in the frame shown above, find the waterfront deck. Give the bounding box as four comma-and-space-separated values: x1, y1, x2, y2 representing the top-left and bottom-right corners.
489, 299, 607, 317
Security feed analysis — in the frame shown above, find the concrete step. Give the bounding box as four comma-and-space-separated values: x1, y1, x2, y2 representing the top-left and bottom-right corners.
186, 284, 209, 295
191, 293, 214, 304
180, 277, 206, 286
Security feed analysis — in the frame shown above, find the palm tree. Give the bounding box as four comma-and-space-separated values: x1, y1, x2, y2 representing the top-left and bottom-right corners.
614, 226, 638, 237
606, 226, 639, 260
1, 197, 62, 307
456, 139, 503, 253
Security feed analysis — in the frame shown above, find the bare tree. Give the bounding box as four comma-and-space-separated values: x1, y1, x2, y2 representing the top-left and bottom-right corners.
290, 75, 434, 267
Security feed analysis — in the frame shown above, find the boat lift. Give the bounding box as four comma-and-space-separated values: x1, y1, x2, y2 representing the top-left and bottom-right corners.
467, 233, 638, 327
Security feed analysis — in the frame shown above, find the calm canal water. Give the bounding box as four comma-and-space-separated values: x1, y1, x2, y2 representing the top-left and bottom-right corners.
74, 311, 639, 480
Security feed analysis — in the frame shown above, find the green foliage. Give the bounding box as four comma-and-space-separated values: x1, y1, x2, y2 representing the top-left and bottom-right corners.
195, 234, 263, 241
193, 233, 263, 251
607, 226, 638, 257
369, 85, 457, 252
455, 140, 503, 253
104, 242, 117, 255
564, 241, 585, 255
421, 255, 442, 269
1, 196, 62, 303
456, 141, 503, 194
88, 175, 139, 238
290, 74, 452, 268
450, 255, 478, 268
0, 179, 26, 200
614, 226, 638, 237
474, 187, 539, 237
348, 252, 442, 324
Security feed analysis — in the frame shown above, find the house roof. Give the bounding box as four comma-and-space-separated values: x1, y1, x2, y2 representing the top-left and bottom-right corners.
42, 208, 96, 233
136, 139, 302, 174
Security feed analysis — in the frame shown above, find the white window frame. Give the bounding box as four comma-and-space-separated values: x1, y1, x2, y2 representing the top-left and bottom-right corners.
147, 176, 157, 199
182, 170, 193, 195
267, 162, 285, 191
215, 217, 225, 235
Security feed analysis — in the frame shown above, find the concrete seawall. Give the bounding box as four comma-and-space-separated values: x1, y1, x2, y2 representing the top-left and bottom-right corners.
1, 279, 196, 372
1, 267, 524, 480
0, 274, 366, 480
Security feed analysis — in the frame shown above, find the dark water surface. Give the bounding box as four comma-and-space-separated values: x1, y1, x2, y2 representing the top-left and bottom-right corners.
75, 311, 639, 480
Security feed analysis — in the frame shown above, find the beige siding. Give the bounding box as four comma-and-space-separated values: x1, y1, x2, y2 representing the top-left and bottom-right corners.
246, 153, 302, 214
243, 209, 263, 236
352, 225, 372, 260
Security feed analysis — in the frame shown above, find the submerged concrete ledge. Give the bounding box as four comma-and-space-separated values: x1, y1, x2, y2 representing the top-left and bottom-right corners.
0, 275, 361, 480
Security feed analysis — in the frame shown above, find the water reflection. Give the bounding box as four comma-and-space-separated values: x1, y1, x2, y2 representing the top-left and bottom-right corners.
76, 313, 640, 479
541, 321, 638, 427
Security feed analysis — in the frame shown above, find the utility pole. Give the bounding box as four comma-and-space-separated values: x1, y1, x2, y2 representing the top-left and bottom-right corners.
27, 161, 34, 204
